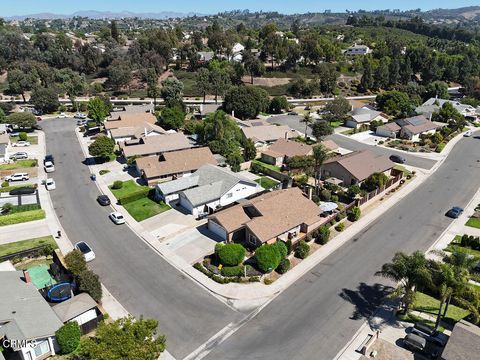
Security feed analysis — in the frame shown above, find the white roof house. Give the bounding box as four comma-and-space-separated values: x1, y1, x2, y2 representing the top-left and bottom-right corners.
415, 98, 479, 119
344, 44, 371, 56
345, 106, 389, 128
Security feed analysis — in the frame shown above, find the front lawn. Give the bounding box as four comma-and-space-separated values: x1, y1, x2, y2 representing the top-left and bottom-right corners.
412, 292, 470, 324
10, 135, 38, 144
397, 312, 445, 333
255, 176, 280, 190
122, 197, 170, 222
465, 217, 480, 229
0, 159, 38, 170
109, 180, 149, 200
252, 159, 282, 172
0, 236, 57, 258
0, 209, 46, 227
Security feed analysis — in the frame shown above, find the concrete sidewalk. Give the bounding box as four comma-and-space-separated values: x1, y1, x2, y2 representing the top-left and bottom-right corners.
0, 220, 51, 245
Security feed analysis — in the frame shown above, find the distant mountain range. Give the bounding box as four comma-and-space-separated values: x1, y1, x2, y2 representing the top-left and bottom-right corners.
5, 10, 204, 20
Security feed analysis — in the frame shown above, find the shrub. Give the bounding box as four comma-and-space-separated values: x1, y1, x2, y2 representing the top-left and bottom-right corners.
335, 223, 345, 232
264, 278, 274, 285
111, 180, 123, 190
99, 169, 110, 175
42, 243, 57, 256
254, 244, 282, 273
55, 322, 81, 354
274, 241, 288, 258
216, 243, 246, 266
286, 239, 293, 255
348, 207, 361, 222
311, 194, 321, 204
320, 189, 332, 201
331, 195, 339, 202
1, 181, 8, 188
276, 258, 291, 274
64, 250, 87, 275
295, 240, 310, 259
315, 225, 330, 245
335, 212, 346, 222
117, 188, 150, 205
78, 270, 102, 302
1, 203, 13, 214
18, 132, 28, 141
221, 265, 244, 277
435, 143, 446, 153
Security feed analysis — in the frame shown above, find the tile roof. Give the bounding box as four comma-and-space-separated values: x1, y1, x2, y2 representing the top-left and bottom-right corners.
0, 271, 63, 340
377, 122, 401, 132
262, 138, 313, 158
122, 132, 192, 157
109, 123, 166, 139
136, 147, 217, 179
210, 187, 322, 243
441, 320, 480, 360
242, 125, 299, 143
324, 150, 395, 182
104, 112, 157, 130
52, 293, 97, 323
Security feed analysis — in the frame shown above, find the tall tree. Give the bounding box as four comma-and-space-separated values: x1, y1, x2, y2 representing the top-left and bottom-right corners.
160, 78, 184, 108
360, 57, 373, 92
313, 143, 329, 190
301, 112, 314, 138
7, 69, 38, 103
87, 97, 110, 123
110, 20, 119, 41
146, 68, 160, 109
312, 121, 333, 140
195, 68, 210, 104
209, 67, 230, 104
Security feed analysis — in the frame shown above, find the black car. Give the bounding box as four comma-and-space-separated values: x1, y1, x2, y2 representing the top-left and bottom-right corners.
389, 154, 406, 164
44, 154, 54, 165
9, 187, 36, 195
97, 195, 111, 206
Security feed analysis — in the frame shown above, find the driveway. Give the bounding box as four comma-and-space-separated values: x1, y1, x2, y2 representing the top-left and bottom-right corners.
42, 118, 239, 359
141, 206, 198, 241
266, 114, 310, 136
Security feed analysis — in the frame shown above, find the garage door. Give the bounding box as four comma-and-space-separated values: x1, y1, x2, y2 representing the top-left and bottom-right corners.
208, 220, 227, 240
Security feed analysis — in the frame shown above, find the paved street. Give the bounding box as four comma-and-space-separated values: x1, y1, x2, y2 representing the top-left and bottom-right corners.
42, 118, 239, 359
266, 115, 436, 170
204, 134, 480, 360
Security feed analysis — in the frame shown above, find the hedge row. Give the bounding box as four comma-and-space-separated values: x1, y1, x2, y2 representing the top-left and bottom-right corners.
117, 188, 150, 205
193, 263, 260, 284
0, 209, 46, 227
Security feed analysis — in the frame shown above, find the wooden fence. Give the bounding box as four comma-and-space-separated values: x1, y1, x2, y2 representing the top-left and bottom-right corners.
356, 174, 403, 207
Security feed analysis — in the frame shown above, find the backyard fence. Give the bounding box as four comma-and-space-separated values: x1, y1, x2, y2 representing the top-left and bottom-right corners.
356, 174, 403, 207
0, 244, 48, 262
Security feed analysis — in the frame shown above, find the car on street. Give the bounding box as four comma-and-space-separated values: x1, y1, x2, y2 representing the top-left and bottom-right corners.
4, 173, 29, 182
97, 195, 111, 206
44, 161, 55, 173
446, 206, 464, 218
109, 212, 125, 225
45, 178, 56, 191
10, 152, 28, 160
12, 141, 30, 147
44, 155, 54, 165
74, 113, 87, 119
9, 187, 36, 195
389, 154, 407, 164
288, 111, 298, 115
77, 119, 88, 126
58, 113, 67, 118
464, 130, 473, 137
74, 241, 95, 262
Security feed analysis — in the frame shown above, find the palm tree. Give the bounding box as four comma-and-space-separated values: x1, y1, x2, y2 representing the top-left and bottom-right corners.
301, 112, 314, 139
313, 144, 329, 191
375, 251, 432, 313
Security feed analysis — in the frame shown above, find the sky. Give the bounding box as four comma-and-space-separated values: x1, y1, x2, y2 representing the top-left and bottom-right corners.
2, 0, 480, 16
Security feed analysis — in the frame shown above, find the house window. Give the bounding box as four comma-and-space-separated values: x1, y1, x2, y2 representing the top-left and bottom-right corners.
33, 339, 51, 357
248, 234, 257, 245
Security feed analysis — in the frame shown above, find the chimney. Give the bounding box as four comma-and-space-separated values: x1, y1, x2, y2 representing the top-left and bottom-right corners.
144, 128, 147, 137
23, 270, 31, 283
308, 187, 313, 200
285, 132, 288, 140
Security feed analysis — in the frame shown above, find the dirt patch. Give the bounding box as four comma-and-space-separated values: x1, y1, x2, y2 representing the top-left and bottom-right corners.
242, 76, 291, 87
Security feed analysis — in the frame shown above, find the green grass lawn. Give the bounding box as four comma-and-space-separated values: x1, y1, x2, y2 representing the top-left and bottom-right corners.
0, 184, 35, 193
393, 165, 413, 177
397, 312, 445, 333
0, 209, 46, 227
255, 176, 280, 190
252, 159, 282, 172
10, 135, 38, 145
412, 291, 470, 324
123, 197, 170, 222
329, 121, 343, 128
466, 217, 480, 229
0, 236, 56, 258
109, 180, 149, 199
0, 159, 38, 170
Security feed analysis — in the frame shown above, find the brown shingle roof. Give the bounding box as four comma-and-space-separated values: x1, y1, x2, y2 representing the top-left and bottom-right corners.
324, 150, 395, 182
109, 123, 166, 139
441, 320, 480, 360
136, 147, 217, 179
104, 112, 157, 130
121, 132, 192, 158
262, 138, 313, 158
403, 121, 440, 135
320, 139, 339, 151
210, 188, 321, 243
378, 122, 401, 132
242, 125, 299, 143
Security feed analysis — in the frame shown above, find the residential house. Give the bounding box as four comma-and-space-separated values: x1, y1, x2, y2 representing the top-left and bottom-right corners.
416, 98, 479, 120
197, 51, 214, 63
105, 112, 160, 143
344, 44, 372, 56
120, 132, 192, 159
0, 132, 10, 163
155, 164, 260, 216
52, 293, 102, 335
230, 43, 245, 62
241, 125, 300, 146
261, 138, 313, 167
321, 139, 341, 154
207, 187, 323, 247
0, 271, 63, 360
109, 123, 167, 143
441, 320, 480, 360
193, 104, 221, 120
345, 106, 389, 129
376, 122, 401, 138
396, 115, 441, 142
320, 150, 395, 186
136, 147, 217, 185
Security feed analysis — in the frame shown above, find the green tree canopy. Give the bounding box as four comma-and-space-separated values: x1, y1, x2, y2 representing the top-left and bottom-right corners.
160, 78, 184, 108
243, 138, 257, 161
30, 87, 60, 114
376, 90, 417, 117
5, 112, 36, 128
254, 244, 282, 273
87, 97, 110, 123
88, 135, 115, 160
78, 269, 102, 302
64, 250, 87, 276
268, 96, 289, 114
311, 121, 334, 140
223, 86, 270, 119
159, 106, 185, 130
323, 97, 351, 123
361, 172, 389, 192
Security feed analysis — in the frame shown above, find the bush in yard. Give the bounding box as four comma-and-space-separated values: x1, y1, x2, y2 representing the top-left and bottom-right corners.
335, 223, 345, 232
215, 243, 245, 266
320, 189, 332, 201
221, 265, 244, 277
42, 243, 56, 256
18, 132, 28, 141
335, 212, 346, 222
286, 239, 293, 255
117, 188, 150, 205
254, 244, 282, 273
315, 225, 330, 245
55, 322, 81, 354
78, 270, 103, 302
348, 207, 361, 222
295, 240, 310, 259
64, 250, 87, 275
276, 258, 291, 274
435, 142, 446, 153
274, 241, 288, 258
1, 181, 8, 188
1, 203, 13, 214
111, 180, 123, 190
88, 135, 115, 160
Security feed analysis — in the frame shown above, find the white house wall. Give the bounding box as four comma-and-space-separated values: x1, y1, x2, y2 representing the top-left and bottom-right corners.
71, 308, 97, 326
